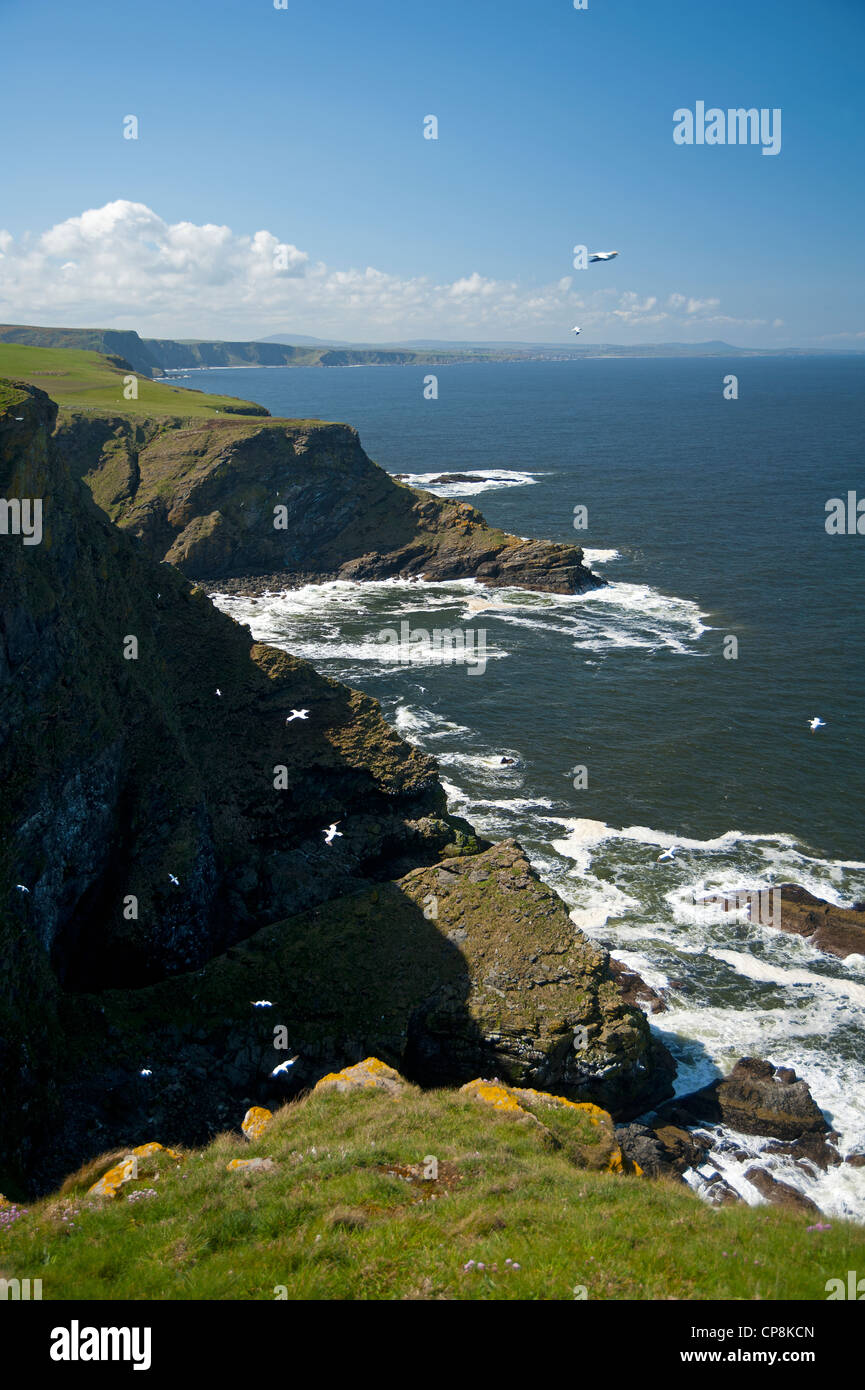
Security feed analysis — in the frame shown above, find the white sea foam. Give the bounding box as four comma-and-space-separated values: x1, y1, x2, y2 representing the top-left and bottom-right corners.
581, 548, 621, 565
391, 468, 543, 497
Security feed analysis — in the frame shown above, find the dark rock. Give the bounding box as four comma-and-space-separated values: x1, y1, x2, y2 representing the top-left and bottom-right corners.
615, 1123, 668, 1177
656, 1057, 827, 1140
701, 1171, 742, 1206
745, 1166, 820, 1214
607, 958, 667, 1013
701, 884, 865, 960
763, 1134, 842, 1172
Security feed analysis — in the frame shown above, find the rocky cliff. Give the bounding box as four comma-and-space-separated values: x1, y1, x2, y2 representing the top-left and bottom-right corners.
55, 410, 601, 594
0, 379, 665, 1199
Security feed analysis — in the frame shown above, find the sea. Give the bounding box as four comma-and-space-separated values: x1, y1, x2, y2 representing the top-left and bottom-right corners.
183, 355, 865, 1220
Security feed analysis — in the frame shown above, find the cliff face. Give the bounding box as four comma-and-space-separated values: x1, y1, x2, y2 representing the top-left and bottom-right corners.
0, 379, 666, 1198
55, 411, 601, 595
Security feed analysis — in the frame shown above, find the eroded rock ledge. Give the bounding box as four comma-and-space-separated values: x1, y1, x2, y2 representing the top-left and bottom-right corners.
55, 412, 602, 595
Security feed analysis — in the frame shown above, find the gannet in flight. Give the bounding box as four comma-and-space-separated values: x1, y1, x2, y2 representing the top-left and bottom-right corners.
571, 326, 581, 335
286, 709, 309, 723
272, 1057, 299, 1076
657, 846, 679, 862
590, 251, 619, 262
251, 1000, 273, 1008
808, 717, 826, 732
323, 822, 343, 845
15, 884, 30, 893
168, 873, 180, 886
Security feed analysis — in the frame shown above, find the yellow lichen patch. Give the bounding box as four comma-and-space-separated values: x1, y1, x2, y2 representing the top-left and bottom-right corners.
226, 1158, 276, 1174
511, 1088, 612, 1127
459, 1080, 524, 1114
88, 1156, 138, 1199
606, 1146, 625, 1174
241, 1107, 274, 1143
132, 1142, 184, 1161
313, 1057, 408, 1099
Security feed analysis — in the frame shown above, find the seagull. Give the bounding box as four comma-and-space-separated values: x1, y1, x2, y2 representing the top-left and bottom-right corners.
808, 717, 826, 732
140, 1069, 152, 1077
15, 884, 30, 894
589, 250, 619, 262
323, 822, 343, 845
251, 1000, 273, 1008
657, 846, 679, 863
168, 874, 180, 886
571, 326, 581, 335
215, 688, 222, 697
271, 1056, 300, 1076
286, 709, 309, 723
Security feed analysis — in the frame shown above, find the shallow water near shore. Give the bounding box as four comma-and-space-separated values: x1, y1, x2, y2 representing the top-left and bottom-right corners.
202, 355, 865, 1219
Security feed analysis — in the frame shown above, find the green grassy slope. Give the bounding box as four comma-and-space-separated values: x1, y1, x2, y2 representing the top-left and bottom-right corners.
0, 344, 269, 419
1, 1082, 861, 1300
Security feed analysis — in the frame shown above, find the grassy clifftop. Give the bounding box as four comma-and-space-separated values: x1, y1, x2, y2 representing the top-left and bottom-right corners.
2, 1065, 862, 1300
0, 344, 269, 419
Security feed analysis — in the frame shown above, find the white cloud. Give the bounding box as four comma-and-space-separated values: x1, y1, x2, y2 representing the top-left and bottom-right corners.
0, 199, 740, 341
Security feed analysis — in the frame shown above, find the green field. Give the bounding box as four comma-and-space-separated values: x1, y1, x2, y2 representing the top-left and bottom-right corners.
1, 1081, 861, 1301
0, 343, 268, 420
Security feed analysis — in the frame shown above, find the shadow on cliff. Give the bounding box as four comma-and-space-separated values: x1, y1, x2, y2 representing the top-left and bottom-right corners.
18, 879, 492, 1198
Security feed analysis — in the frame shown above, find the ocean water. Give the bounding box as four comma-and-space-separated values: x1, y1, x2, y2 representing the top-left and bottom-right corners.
193, 356, 865, 1219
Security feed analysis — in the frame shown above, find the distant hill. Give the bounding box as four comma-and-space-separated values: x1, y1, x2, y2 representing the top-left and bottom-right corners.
1, 324, 861, 378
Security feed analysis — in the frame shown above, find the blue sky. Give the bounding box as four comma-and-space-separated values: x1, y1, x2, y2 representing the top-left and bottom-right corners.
0, 0, 862, 344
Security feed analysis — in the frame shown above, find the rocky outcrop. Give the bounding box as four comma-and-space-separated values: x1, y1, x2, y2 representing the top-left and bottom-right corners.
461, 1079, 630, 1173
656, 1058, 828, 1141
744, 1166, 820, 1215
700, 884, 865, 959
54, 411, 601, 595
615, 1121, 709, 1179
40, 841, 674, 1195
768, 884, 865, 959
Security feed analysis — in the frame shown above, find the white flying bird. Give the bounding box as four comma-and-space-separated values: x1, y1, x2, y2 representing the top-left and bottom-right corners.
323, 822, 343, 845
657, 846, 679, 863
808, 717, 826, 732
215, 688, 222, 697
15, 884, 30, 894
251, 1000, 273, 1008
571, 326, 581, 335
140, 1069, 152, 1077
271, 1056, 300, 1076
590, 250, 619, 262
168, 874, 180, 886
286, 709, 309, 723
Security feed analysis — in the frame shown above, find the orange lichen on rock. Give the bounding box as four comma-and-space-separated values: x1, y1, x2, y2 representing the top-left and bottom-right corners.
227, 1158, 276, 1173
461, 1079, 632, 1174
241, 1107, 274, 1142
313, 1057, 408, 1099
132, 1142, 183, 1161
87, 1142, 185, 1197
459, 1080, 525, 1114
88, 1157, 138, 1198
